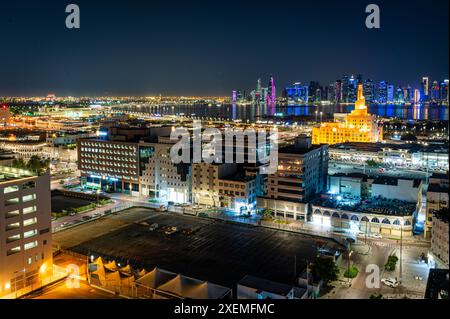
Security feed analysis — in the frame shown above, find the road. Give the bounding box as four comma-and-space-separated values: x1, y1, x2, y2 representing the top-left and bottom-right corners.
323, 236, 431, 299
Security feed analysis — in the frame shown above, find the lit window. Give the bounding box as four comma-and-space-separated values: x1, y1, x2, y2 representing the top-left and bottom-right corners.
4, 185, 20, 194
23, 194, 37, 202
6, 222, 20, 231
7, 246, 21, 256
24, 241, 38, 250
5, 197, 20, 206
23, 218, 37, 227
5, 209, 20, 218
24, 229, 38, 239
7, 234, 21, 243
23, 206, 37, 215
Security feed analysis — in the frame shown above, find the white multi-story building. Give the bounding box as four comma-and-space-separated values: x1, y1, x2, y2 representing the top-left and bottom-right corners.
430, 211, 449, 268
425, 173, 449, 238
0, 166, 52, 297
139, 138, 191, 204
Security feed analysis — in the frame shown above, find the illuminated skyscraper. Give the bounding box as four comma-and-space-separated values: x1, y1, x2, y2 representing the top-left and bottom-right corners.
334, 80, 342, 102
414, 89, 421, 104
285, 83, 309, 105
327, 83, 336, 102
312, 84, 383, 145
363, 79, 374, 103
421, 76, 429, 101
378, 81, 388, 103
440, 80, 449, 103
267, 75, 275, 105
394, 86, 405, 103
348, 75, 356, 102
387, 84, 394, 103
431, 81, 440, 102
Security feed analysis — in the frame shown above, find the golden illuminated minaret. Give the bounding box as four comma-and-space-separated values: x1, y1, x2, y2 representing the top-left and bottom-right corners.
312, 84, 383, 144
355, 84, 366, 110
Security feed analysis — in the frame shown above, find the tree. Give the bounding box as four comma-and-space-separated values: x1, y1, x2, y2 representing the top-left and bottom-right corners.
365, 159, 378, 167
344, 266, 359, 278
311, 256, 340, 284
26, 156, 50, 174
12, 158, 26, 169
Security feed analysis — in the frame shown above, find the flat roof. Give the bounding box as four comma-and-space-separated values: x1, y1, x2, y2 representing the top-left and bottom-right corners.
279, 144, 322, 155
238, 275, 295, 296
0, 166, 36, 183
65, 208, 341, 288
372, 176, 421, 188
311, 195, 416, 217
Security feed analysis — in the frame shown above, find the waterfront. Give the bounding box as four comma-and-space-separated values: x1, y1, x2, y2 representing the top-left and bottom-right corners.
116, 103, 449, 122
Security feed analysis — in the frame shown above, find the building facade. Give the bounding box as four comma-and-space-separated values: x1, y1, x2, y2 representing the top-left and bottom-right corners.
257, 136, 328, 221
78, 139, 140, 195
0, 166, 52, 297
425, 173, 449, 238
430, 211, 449, 268
139, 138, 191, 204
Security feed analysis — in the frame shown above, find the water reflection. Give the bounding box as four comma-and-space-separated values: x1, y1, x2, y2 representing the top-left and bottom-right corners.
124, 103, 448, 122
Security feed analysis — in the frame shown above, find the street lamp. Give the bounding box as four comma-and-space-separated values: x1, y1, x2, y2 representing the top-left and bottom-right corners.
399, 220, 403, 284
347, 250, 353, 283
315, 110, 318, 122
320, 111, 323, 123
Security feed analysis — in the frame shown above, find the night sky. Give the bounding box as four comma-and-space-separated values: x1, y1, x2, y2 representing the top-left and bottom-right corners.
0, 0, 448, 96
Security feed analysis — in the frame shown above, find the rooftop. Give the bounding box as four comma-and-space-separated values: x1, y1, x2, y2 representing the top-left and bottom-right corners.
238, 275, 305, 297
372, 176, 421, 188
0, 165, 36, 183
311, 195, 417, 217
279, 144, 322, 155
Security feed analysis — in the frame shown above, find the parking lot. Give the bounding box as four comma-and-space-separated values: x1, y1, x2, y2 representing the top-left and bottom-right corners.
51, 194, 94, 213
60, 207, 341, 288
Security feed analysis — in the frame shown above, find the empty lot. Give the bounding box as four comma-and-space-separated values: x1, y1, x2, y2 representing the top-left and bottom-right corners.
57, 207, 341, 288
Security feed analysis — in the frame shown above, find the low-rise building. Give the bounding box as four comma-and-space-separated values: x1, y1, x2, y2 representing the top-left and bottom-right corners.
237, 275, 307, 299
310, 196, 415, 237
0, 141, 48, 160
218, 173, 257, 214
191, 163, 237, 207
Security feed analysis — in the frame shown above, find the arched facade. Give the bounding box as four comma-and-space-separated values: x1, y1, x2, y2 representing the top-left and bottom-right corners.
310, 205, 413, 237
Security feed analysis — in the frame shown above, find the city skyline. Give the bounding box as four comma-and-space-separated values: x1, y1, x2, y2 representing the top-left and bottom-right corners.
0, 0, 448, 96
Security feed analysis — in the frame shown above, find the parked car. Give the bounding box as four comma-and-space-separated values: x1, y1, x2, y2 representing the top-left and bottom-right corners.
69, 212, 77, 216
165, 226, 178, 235
370, 233, 383, 239
51, 216, 57, 221
381, 278, 399, 288
149, 223, 159, 231
82, 216, 92, 221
